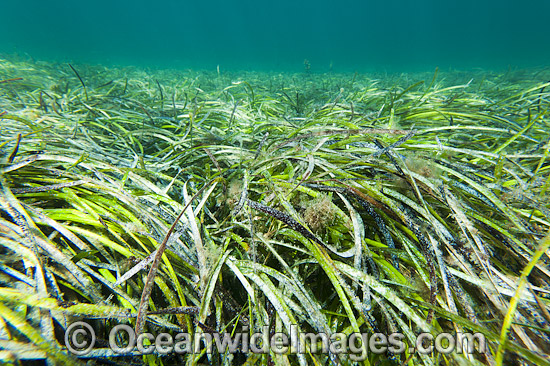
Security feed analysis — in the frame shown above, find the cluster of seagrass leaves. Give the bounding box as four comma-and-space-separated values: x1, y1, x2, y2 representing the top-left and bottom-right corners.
0, 57, 549, 365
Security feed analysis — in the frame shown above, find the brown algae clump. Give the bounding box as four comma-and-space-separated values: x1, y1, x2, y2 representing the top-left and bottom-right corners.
303, 194, 337, 232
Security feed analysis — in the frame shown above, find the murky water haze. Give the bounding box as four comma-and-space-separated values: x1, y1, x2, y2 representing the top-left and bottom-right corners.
1, 0, 549, 72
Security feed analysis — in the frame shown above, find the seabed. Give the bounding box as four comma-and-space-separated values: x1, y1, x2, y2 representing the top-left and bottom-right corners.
0, 56, 549, 365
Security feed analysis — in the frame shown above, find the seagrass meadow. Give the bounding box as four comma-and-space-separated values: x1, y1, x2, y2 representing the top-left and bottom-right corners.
1, 56, 550, 366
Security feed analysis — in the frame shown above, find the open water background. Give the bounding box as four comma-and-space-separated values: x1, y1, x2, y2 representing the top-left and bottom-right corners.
1, 0, 549, 72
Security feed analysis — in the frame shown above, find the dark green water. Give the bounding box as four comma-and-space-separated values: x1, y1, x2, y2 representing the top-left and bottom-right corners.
1, 0, 549, 72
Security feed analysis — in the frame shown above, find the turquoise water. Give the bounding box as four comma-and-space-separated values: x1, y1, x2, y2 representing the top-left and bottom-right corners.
1, 0, 549, 72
